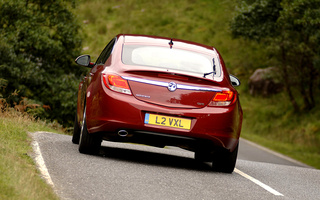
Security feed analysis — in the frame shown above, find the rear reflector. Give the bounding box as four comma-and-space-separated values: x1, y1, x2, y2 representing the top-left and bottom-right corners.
208, 91, 235, 106
102, 74, 132, 95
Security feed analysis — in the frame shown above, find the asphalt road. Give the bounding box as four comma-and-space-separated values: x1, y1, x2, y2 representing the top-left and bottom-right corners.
30, 132, 320, 200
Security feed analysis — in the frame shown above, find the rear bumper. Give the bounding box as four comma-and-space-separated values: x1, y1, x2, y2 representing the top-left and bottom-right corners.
85, 80, 242, 152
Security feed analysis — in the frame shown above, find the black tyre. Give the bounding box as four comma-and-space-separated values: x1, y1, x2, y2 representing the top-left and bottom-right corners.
72, 113, 81, 144
78, 108, 102, 155
212, 143, 239, 173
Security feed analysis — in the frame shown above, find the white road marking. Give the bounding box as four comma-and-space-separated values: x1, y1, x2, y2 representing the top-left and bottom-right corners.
32, 140, 55, 188
234, 168, 284, 196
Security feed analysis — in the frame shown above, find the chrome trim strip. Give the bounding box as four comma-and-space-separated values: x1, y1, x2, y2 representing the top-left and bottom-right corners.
123, 76, 168, 87
122, 76, 222, 92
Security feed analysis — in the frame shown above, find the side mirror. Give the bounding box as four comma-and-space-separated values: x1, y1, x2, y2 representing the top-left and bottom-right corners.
75, 55, 93, 67
230, 75, 241, 87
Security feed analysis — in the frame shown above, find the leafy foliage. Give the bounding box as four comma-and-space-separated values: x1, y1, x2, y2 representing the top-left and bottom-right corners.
0, 0, 87, 126
231, 0, 320, 111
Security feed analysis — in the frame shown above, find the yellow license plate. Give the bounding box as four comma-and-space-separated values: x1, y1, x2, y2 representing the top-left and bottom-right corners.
144, 113, 191, 130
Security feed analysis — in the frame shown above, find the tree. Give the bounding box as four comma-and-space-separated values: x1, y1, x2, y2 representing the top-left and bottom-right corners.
231, 0, 320, 111
0, 0, 87, 126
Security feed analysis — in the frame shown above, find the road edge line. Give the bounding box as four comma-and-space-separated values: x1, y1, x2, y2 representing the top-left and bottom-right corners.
30, 132, 55, 188
240, 138, 313, 168
234, 168, 284, 196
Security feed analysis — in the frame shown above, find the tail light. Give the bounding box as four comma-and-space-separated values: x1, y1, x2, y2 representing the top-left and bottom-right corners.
208, 90, 235, 106
102, 74, 132, 95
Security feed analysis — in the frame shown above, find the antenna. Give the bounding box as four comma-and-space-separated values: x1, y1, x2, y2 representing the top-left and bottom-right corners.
169, 39, 173, 49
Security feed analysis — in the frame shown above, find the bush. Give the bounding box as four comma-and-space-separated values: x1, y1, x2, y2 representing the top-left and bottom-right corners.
0, 0, 87, 126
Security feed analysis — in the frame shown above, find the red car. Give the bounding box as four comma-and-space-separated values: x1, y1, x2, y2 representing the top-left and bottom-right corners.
73, 34, 242, 173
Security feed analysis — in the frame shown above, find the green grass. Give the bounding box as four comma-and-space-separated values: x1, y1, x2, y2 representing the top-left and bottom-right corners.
0, 111, 62, 200
240, 92, 320, 168
76, 0, 267, 75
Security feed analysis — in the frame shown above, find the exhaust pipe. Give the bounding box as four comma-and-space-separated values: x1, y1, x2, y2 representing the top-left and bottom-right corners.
118, 130, 129, 137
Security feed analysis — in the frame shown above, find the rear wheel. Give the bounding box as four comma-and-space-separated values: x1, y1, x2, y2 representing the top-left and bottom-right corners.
72, 113, 80, 144
78, 108, 102, 155
212, 143, 239, 173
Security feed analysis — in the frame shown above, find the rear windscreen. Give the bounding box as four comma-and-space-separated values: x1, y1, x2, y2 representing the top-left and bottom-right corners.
122, 45, 221, 77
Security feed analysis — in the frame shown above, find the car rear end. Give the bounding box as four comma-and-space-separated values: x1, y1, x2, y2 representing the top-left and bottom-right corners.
85, 35, 242, 153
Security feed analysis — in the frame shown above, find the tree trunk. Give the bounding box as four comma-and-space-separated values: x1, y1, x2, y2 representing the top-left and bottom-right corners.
281, 45, 300, 112
298, 56, 312, 111
307, 55, 317, 110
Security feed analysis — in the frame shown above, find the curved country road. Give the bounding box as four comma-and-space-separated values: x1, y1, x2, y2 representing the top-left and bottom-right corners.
30, 132, 320, 200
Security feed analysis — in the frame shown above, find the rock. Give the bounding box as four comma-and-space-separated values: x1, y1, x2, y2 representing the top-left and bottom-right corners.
248, 67, 283, 96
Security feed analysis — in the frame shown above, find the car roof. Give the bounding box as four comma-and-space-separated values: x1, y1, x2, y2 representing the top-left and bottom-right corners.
118, 34, 216, 55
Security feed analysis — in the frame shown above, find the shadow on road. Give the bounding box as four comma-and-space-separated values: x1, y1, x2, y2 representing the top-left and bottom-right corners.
97, 145, 213, 172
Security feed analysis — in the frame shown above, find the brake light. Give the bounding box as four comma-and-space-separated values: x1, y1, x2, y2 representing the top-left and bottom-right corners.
208, 91, 235, 106
102, 74, 132, 95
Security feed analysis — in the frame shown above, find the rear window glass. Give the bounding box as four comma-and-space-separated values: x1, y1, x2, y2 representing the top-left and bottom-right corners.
122, 45, 220, 77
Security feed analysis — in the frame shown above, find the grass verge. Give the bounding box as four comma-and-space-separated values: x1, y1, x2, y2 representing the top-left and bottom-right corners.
0, 110, 63, 200
240, 92, 320, 169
